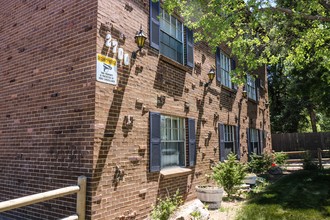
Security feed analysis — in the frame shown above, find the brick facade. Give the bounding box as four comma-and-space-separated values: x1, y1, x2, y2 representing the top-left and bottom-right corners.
0, 0, 271, 219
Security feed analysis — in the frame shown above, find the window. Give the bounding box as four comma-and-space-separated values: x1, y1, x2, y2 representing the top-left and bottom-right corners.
219, 123, 240, 162
149, 112, 196, 172
247, 74, 257, 100
160, 115, 185, 168
249, 128, 260, 155
223, 125, 236, 160
149, 0, 194, 67
215, 48, 237, 90
160, 9, 183, 64
220, 51, 232, 88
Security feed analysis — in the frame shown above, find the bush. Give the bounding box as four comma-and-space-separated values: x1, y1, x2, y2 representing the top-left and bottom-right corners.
247, 153, 273, 174
303, 150, 318, 170
151, 189, 182, 220
273, 151, 288, 166
212, 152, 247, 198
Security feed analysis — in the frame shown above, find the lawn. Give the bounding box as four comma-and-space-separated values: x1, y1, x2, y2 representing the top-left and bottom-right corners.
236, 169, 330, 220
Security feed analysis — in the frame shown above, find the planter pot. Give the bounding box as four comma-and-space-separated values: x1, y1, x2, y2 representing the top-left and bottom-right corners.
195, 185, 224, 209
244, 173, 257, 185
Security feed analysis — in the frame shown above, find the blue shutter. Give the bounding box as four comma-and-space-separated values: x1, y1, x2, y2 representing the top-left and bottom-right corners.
186, 28, 194, 67
188, 118, 196, 166
149, 112, 161, 172
219, 123, 225, 162
247, 128, 251, 160
231, 59, 237, 90
149, 0, 160, 50
236, 125, 240, 160
216, 48, 221, 83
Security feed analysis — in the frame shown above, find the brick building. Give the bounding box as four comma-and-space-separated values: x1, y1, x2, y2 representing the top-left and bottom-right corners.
0, 0, 271, 219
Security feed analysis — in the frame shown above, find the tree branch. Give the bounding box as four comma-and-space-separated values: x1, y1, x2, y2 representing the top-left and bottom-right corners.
259, 7, 330, 22
319, 0, 330, 12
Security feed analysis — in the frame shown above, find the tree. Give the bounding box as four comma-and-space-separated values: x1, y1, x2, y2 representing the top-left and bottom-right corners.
268, 60, 330, 133
162, 0, 330, 79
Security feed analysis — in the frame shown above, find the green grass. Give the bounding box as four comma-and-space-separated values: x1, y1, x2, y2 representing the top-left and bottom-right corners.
236, 169, 330, 220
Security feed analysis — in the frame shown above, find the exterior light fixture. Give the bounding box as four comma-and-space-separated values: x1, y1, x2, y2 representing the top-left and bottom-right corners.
132, 25, 147, 59
204, 68, 215, 87
242, 85, 247, 98
265, 101, 270, 108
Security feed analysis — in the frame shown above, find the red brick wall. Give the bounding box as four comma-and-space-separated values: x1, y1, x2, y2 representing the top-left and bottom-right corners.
92, 0, 271, 219
0, 0, 97, 219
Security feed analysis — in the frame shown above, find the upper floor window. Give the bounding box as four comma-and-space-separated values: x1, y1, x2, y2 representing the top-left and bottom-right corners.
220, 51, 232, 88
149, 0, 194, 67
216, 48, 237, 90
247, 74, 256, 100
160, 9, 184, 64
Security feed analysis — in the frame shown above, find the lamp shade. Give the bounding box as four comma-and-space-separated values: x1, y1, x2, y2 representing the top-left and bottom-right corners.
207, 68, 216, 81
135, 28, 147, 49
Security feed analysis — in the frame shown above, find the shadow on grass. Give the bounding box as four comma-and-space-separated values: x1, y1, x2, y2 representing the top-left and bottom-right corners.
237, 169, 330, 220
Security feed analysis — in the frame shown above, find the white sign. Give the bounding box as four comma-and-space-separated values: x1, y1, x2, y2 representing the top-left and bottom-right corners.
96, 54, 117, 85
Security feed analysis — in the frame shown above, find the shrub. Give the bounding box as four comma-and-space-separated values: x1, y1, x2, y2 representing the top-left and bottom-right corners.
303, 150, 318, 170
247, 153, 273, 174
273, 151, 288, 166
212, 152, 247, 198
151, 189, 182, 220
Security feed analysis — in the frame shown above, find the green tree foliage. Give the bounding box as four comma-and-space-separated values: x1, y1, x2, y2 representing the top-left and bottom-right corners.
268, 60, 330, 133
161, 0, 330, 79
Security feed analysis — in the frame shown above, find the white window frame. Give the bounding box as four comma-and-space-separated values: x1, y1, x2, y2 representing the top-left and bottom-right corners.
247, 74, 256, 100
220, 51, 232, 88
160, 115, 186, 168
224, 125, 236, 154
159, 9, 184, 64
250, 128, 259, 154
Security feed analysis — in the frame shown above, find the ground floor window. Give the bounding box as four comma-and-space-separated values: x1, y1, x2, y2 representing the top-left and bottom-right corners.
219, 124, 239, 161
249, 128, 260, 154
150, 112, 196, 172
224, 125, 236, 160
160, 115, 185, 168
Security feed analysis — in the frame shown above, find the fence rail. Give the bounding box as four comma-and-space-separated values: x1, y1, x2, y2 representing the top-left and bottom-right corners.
0, 176, 86, 220
277, 149, 330, 169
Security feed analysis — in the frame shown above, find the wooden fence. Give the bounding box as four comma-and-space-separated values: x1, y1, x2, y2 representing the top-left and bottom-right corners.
272, 132, 330, 152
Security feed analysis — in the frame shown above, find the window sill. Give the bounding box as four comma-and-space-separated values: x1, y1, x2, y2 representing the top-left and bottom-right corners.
248, 98, 258, 104
159, 54, 191, 72
221, 85, 237, 93
160, 167, 192, 179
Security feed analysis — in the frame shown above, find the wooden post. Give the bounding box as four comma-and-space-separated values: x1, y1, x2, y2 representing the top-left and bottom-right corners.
318, 148, 323, 170
76, 176, 87, 220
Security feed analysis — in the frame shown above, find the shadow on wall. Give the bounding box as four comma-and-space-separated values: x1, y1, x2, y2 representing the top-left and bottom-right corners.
153, 59, 186, 97
92, 24, 136, 192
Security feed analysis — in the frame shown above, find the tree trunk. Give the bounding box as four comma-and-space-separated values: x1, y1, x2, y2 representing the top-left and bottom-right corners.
308, 106, 318, 132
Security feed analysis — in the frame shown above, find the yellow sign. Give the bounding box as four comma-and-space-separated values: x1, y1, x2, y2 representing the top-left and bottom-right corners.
97, 54, 117, 66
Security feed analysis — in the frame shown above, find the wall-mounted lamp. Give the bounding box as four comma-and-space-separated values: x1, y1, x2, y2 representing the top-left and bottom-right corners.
204, 68, 215, 87
132, 26, 147, 59
242, 85, 247, 98
265, 101, 270, 108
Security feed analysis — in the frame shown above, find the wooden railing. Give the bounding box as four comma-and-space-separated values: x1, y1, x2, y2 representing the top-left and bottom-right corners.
282, 149, 330, 169
0, 176, 86, 220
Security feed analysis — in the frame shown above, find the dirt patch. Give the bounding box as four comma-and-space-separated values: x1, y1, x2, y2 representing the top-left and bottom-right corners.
209, 199, 244, 220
